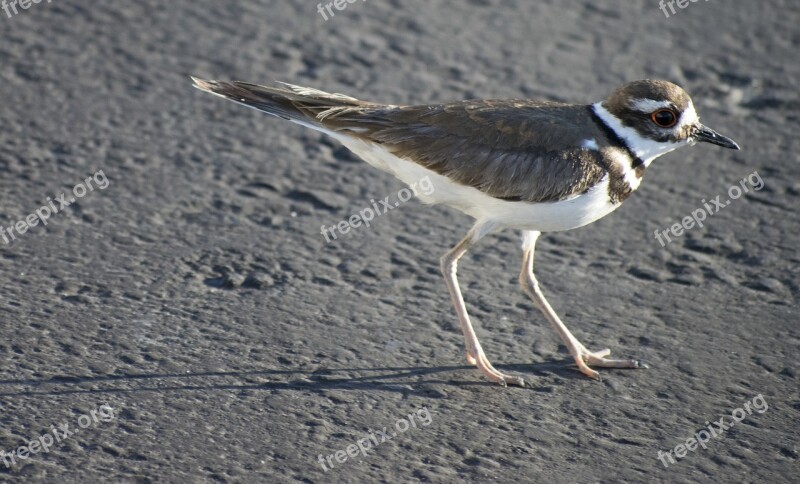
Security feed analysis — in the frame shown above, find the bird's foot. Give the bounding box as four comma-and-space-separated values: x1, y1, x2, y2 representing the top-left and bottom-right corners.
466, 351, 526, 387
573, 347, 648, 380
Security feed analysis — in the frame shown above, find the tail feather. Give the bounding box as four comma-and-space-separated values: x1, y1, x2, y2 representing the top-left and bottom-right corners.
190, 77, 377, 129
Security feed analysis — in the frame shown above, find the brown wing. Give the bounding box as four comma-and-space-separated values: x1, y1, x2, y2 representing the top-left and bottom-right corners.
192, 79, 606, 203
329, 101, 608, 202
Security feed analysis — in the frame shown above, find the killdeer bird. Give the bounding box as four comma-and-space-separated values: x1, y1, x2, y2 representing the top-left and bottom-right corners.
192, 77, 739, 387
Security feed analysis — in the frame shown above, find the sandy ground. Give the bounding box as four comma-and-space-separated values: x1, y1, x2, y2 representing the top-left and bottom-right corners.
0, 0, 797, 482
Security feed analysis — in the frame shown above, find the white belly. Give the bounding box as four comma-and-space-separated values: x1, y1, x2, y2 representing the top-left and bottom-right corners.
336, 136, 621, 232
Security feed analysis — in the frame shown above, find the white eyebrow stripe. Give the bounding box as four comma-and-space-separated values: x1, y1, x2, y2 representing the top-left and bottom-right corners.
629, 98, 673, 112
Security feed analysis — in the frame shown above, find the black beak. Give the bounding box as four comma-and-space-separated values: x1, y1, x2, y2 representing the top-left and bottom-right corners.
694, 124, 740, 150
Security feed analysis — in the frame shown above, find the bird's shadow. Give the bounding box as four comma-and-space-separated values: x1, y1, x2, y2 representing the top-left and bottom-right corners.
0, 360, 589, 398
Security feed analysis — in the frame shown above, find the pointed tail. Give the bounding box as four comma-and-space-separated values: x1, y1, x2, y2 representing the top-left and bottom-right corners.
190, 77, 376, 129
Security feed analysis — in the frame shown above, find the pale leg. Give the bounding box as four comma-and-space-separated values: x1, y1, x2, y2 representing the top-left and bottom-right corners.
440, 226, 526, 387
518, 230, 646, 379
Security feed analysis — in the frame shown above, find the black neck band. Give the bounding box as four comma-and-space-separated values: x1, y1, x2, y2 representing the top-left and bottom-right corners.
588, 105, 645, 169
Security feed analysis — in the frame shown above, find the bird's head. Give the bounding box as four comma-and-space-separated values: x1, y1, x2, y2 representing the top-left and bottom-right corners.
601, 79, 739, 158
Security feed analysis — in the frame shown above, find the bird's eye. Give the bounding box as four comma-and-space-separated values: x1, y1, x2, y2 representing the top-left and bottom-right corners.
651, 109, 678, 128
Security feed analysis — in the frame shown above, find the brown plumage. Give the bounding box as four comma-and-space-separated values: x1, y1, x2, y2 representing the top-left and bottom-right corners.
191, 79, 640, 204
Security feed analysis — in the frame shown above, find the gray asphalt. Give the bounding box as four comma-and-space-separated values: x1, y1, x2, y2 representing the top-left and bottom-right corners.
0, 0, 797, 482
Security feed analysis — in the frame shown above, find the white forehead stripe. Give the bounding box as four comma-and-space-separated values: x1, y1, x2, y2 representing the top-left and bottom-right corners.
677, 101, 699, 130
629, 98, 673, 112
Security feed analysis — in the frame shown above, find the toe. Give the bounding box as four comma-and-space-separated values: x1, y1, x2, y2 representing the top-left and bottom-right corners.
594, 348, 611, 358
583, 368, 602, 380
576, 361, 602, 380
581, 349, 611, 362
